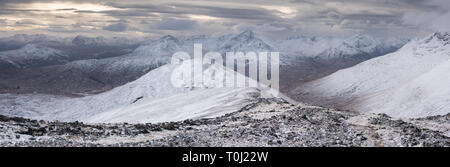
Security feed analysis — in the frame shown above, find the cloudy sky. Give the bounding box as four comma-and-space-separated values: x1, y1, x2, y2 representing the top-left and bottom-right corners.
0, 0, 448, 39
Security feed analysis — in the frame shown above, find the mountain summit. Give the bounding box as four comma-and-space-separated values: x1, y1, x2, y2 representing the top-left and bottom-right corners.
220, 30, 272, 52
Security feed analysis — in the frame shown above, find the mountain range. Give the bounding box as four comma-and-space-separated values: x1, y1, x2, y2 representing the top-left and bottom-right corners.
0, 31, 407, 95
291, 32, 450, 118
0, 31, 449, 135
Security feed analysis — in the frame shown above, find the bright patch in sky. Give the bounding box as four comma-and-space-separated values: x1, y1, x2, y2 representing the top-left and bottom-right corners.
261, 6, 297, 19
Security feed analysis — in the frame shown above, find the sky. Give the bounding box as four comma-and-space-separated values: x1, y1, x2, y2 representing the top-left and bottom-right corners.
0, 0, 449, 39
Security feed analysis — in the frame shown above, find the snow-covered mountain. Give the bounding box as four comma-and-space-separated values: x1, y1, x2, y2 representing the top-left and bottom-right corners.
0, 34, 49, 44
65, 35, 188, 77
220, 30, 272, 52
0, 44, 69, 70
0, 59, 274, 123
278, 34, 408, 92
0, 35, 190, 95
71, 35, 139, 48
291, 32, 450, 118
276, 34, 408, 64
0, 34, 49, 50
0, 31, 407, 95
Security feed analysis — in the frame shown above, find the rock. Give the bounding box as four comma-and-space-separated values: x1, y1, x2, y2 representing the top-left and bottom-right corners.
0, 100, 449, 147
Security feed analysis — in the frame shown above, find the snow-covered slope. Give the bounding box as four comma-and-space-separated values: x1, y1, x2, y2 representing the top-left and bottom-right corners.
274, 36, 339, 57
86, 88, 259, 123
0, 34, 72, 51
292, 32, 450, 118
62, 31, 274, 84
277, 34, 407, 91
276, 34, 407, 63
0, 44, 68, 70
0, 34, 49, 44
0, 59, 274, 123
66, 35, 187, 73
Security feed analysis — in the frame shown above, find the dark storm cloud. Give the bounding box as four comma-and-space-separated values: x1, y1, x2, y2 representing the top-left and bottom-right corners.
15, 19, 45, 26
289, 0, 431, 9
82, 2, 281, 21
56, 8, 77, 11
0, 8, 44, 15
0, 0, 104, 5
178, 5, 280, 20
75, 9, 158, 17
0, 0, 447, 37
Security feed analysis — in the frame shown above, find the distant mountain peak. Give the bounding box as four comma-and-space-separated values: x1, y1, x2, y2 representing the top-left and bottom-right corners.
155, 35, 181, 45
343, 34, 378, 49
427, 32, 450, 45
346, 33, 375, 42
11, 34, 47, 39
21, 43, 41, 49
159, 35, 177, 41
241, 30, 255, 35
72, 35, 105, 47
235, 30, 255, 40
220, 30, 272, 51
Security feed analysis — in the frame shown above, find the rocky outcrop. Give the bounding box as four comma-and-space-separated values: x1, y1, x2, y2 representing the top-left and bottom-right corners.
0, 99, 448, 147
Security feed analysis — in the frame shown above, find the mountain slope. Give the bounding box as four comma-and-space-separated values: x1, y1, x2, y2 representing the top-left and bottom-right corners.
0, 44, 69, 70
278, 34, 407, 91
0, 35, 187, 95
291, 32, 450, 118
0, 34, 54, 51
0, 59, 273, 123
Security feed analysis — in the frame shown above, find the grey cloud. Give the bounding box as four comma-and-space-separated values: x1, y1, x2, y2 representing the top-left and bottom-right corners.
15, 19, 45, 26
0, 19, 7, 26
185, 5, 280, 20
155, 18, 198, 30
103, 22, 128, 32
75, 9, 158, 17
47, 25, 94, 33
402, 0, 450, 32
105, 2, 281, 21
0, 0, 104, 5
56, 8, 77, 11
0, 0, 447, 38
0, 8, 44, 15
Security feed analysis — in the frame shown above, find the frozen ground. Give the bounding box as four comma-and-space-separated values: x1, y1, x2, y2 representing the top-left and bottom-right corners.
1, 99, 448, 147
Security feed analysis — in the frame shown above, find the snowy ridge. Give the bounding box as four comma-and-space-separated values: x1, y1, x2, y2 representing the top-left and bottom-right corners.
275, 33, 407, 65
0, 31, 407, 72
293, 32, 450, 118
64, 35, 187, 75
72, 35, 139, 47
64, 31, 275, 76
0, 44, 69, 69
0, 34, 49, 44
0, 59, 276, 123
